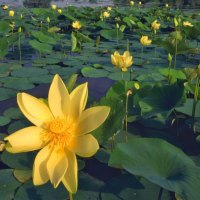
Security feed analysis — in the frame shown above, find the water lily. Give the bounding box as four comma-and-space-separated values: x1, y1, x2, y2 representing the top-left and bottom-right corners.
130, 1, 134, 6
107, 6, 112, 11
9, 10, 14, 17
51, 4, 57, 10
140, 35, 152, 46
57, 9, 62, 14
103, 11, 110, 18
151, 20, 161, 34
183, 21, 193, 27
72, 21, 82, 30
111, 51, 133, 72
138, 1, 142, 5
4, 74, 110, 194
2, 5, 8, 10
165, 3, 169, 8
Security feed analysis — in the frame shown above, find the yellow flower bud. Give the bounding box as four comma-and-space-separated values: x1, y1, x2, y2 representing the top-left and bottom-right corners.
57, 9, 62, 14
18, 27, 22, 33
116, 23, 119, 29
167, 53, 172, 63
2, 5, 8, 10
138, 1, 142, 5
134, 83, 140, 90
20, 14, 23, 19
46, 17, 50, 23
174, 18, 179, 27
130, 1, 134, 6
51, 4, 57, 10
165, 3, 169, 8
9, 10, 15, 17
107, 6, 112, 11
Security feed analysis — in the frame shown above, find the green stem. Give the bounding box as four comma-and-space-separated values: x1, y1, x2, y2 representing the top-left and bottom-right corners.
18, 33, 22, 65
168, 61, 172, 82
141, 46, 144, 65
125, 93, 129, 143
174, 30, 177, 68
157, 188, 163, 200
127, 39, 130, 51
121, 72, 124, 80
192, 77, 200, 131
69, 192, 73, 200
116, 27, 119, 47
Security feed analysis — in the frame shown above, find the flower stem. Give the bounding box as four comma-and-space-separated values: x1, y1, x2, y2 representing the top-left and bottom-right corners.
18, 33, 22, 65
69, 192, 73, 200
141, 46, 144, 65
174, 30, 178, 68
192, 77, 200, 132
125, 93, 129, 143
127, 39, 130, 51
116, 27, 119, 47
157, 188, 163, 200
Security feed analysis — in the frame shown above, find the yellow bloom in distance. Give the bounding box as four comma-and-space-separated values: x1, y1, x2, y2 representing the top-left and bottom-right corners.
2, 5, 8, 10
51, 4, 57, 10
72, 21, 82, 30
151, 20, 161, 33
111, 51, 133, 72
140, 36, 152, 46
130, 1, 134, 6
103, 11, 110, 18
183, 21, 193, 27
9, 10, 14, 17
4, 74, 110, 194
107, 6, 112, 11
57, 9, 62, 14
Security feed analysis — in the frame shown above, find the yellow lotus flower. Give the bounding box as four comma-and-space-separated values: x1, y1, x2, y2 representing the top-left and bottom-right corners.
183, 21, 193, 27
138, 1, 142, 5
103, 11, 110, 18
4, 74, 110, 194
107, 6, 112, 11
57, 9, 62, 14
140, 36, 152, 46
111, 51, 133, 72
46, 17, 50, 23
151, 20, 161, 33
130, 1, 134, 6
165, 3, 169, 8
72, 21, 82, 30
2, 5, 8, 10
9, 10, 14, 17
51, 4, 57, 10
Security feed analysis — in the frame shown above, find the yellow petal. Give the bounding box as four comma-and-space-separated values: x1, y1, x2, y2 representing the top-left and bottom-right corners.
46, 147, 68, 188
4, 126, 45, 153
122, 68, 128, 72
114, 51, 120, 56
68, 134, 99, 157
123, 51, 130, 57
69, 83, 88, 121
111, 55, 118, 66
33, 145, 51, 185
48, 74, 70, 118
62, 150, 78, 193
17, 93, 53, 127
76, 106, 110, 135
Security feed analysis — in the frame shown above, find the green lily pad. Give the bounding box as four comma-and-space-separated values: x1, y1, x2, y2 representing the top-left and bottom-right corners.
0, 88, 16, 101
0, 116, 11, 126
81, 67, 109, 78
0, 169, 21, 200
109, 138, 200, 200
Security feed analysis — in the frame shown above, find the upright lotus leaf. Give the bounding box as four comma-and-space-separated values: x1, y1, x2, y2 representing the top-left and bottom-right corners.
100, 29, 124, 41
109, 138, 200, 200
29, 39, 53, 54
0, 38, 8, 58
0, 21, 10, 34
139, 83, 186, 118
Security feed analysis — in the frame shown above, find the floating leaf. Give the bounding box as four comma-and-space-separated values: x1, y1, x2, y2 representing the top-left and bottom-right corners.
14, 169, 32, 183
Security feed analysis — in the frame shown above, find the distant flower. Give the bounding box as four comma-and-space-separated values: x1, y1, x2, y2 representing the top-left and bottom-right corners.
9, 10, 14, 17
18, 27, 22, 33
9, 21, 15, 30
130, 1, 134, 6
4, 74, 110, 194
107, 6, 112, 11
46, 17, 50, 23
111, 51, 133, 72
57, 9, 62, 14
138, 1, 142, 5
134, 82, 140, 90
165, 3, 169, 8
72, 21, 82, 30
183, 21, 193, 27
140, 36, 152, 46
2, 5, 8, 10
103, 11, 110, 18
151, 20, 161, 34
51, 4, 57, 10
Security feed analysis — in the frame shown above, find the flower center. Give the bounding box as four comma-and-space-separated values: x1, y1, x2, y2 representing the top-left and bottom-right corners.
49, 119, 67, 134
43, 118, 75, 149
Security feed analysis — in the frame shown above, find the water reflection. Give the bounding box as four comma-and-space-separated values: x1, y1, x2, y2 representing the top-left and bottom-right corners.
0, 0, 199, 8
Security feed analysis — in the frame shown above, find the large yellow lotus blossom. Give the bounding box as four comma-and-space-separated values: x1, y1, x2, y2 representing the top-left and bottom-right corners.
151, 20, 161, 34
2, 5, 9, 10
4, 74, 110, 194
72, 21, 82, 30
9, 10, 14, 17
103, 11, 110, 18
51, 4, 57, 10
111, 51, 133, 72
140, 36, 152, 46
183, 21, 193, 27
